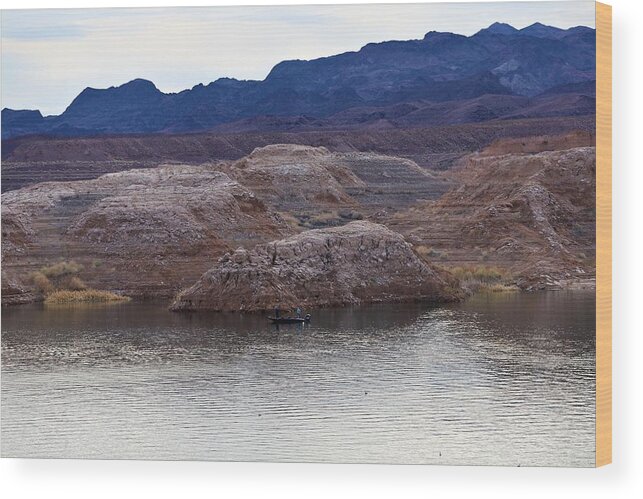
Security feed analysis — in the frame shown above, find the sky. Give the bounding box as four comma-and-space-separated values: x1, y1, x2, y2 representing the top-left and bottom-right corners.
1, 1, 595, 115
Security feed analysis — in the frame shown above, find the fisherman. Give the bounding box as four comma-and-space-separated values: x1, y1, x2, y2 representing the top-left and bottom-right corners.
296, 307, 302, 318
274, 305, 281, 319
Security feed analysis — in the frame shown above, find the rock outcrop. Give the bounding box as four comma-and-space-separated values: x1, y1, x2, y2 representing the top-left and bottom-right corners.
1, 272, 37, 306
224, 144, 449, 227
171, 221, 461, 312
65, 166, 284, 257
479, 130, 594, 156
1, 164, 292, 302
228, 144, 364, 210
389, 147, 596, 289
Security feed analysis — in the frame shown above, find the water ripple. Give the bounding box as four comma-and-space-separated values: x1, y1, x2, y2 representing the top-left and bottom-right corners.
1, 291, 595, 466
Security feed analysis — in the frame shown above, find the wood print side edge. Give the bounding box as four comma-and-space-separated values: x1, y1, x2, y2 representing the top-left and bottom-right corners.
595, 1, 612, 468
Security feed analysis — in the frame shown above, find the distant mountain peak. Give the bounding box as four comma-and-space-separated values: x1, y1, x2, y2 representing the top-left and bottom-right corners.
75, 78, 160, 98
519, 22, 566, 38
423, 30, 464, 41
114, 78, 160, 93
476, 21, 592, 40
63, 78, 163, 117
1, 108, 43, 118
478, 22, 519, 35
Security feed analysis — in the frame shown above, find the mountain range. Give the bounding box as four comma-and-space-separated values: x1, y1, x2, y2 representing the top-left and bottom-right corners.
1, 22, 596, 140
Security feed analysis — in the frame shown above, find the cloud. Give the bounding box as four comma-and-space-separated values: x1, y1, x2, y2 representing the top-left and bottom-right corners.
1, 2, 596, 115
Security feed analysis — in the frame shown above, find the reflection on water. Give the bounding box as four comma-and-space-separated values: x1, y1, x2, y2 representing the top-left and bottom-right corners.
1, 291, 595, 466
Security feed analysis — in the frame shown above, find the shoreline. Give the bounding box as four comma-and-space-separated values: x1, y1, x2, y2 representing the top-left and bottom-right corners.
1, 285, 597, 313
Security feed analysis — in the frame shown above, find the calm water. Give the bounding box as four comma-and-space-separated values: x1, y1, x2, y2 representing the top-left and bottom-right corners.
1, 291, 595, 466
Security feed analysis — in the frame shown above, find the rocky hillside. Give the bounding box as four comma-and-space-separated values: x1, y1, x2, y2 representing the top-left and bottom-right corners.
205, 91, 595, 132
2, 144, 454, 304
389, 147, 596, 289
223, 144, 449, 224
1, 116, 595, 192
1, 139, 597, 306
1, 22, 595, 139
171, 221, 461, 312
227, 144, 364, 211
479, 130, 594, 155
1, 165, 292, 301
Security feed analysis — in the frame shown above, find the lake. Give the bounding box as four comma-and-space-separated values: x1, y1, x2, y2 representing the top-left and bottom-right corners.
1, 291, 596, 466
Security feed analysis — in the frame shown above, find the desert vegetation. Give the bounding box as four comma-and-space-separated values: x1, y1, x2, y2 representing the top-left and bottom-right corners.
415, 245, 449, 260
44, 289, 130, 304
449, 265, 518, 293
29, 261, 84, 294
38, 260, 83, 278
27, 260, 129, 304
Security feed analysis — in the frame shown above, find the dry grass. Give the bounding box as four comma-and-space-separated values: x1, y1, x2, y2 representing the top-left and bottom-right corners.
299, 210, 342, 228
486, 283, 520, 293
449, 265, 515, 293
277, 211, 303, 229
310, 211, 339, 225
338, 209, 363, 221
451, 265, 505, 283
44, 289, 130, 304
40, 261, 83, 278
415, 245, 441, 258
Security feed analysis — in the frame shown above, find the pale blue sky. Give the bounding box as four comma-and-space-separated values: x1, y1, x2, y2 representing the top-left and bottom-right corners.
1, 2, 595, 115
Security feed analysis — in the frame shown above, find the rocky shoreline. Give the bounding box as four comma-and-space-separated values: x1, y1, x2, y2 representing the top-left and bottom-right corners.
1, 140, 596, 308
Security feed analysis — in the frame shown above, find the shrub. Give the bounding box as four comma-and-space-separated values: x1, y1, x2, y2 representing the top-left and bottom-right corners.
338, 209, 364, 220
308, 211, 340, 228
277, 212, 302, 229
415, 245, 441, 258
30, 271, 54, 294
40, 261, 83, 278
67, 276, 87, 291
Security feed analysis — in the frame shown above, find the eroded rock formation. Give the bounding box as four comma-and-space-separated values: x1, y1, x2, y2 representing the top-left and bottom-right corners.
1, 140, 597, 306
171, 220, 461, 312
1, 164, 292, 302
389, 147, 596, 289
223, 144, 449, 226
227, 144, 364, 209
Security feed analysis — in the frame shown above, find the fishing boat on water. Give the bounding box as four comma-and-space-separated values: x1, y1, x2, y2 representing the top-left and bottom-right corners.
268, 314, 311, 324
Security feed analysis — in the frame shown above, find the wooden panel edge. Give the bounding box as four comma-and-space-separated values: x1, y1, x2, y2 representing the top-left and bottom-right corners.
596, 1, 612, 468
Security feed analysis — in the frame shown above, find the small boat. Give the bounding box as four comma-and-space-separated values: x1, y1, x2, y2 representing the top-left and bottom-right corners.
268, 314, 311, 324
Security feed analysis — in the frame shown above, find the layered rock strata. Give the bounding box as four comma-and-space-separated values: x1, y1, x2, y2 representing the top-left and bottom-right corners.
171, 221, 461, 312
